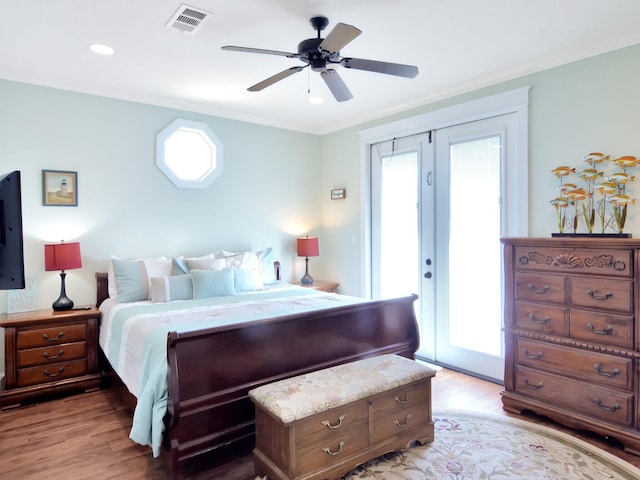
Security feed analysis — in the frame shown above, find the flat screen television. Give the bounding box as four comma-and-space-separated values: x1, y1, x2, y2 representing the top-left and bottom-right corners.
0, 170, 25, 290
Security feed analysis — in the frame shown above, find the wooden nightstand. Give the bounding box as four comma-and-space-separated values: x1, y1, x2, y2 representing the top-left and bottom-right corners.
0, 307, 101, 408
298, 281, 339, 293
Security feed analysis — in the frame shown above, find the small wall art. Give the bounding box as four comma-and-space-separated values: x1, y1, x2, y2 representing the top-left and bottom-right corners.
331, 188, 346, 200
42, 170, 78, 206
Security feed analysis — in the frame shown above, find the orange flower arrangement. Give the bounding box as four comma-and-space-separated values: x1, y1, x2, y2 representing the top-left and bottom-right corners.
551, 153, 638, 234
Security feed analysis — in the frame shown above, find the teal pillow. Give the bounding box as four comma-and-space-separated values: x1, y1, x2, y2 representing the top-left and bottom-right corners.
191, 269, 235, 299
172, 257, 189, 275
150, 275, 193, 303
112, 258, 148, 303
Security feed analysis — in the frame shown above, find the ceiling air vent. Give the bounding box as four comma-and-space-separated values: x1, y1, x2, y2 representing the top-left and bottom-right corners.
167, 4, 209, 34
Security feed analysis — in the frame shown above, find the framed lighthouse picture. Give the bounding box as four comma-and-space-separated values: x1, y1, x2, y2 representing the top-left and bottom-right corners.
42, 170, 78, 206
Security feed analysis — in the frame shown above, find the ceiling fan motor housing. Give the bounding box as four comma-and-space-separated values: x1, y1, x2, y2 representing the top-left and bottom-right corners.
298, 38, 326, 71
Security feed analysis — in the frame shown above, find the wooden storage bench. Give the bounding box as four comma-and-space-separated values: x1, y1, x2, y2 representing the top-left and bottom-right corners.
249, 354, 436, 480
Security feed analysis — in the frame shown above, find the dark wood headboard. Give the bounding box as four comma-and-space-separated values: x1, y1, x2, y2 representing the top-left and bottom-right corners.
95, 260, 281, 308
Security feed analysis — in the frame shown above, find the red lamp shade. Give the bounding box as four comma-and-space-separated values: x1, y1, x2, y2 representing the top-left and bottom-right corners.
44, 241, 82, 272
297, 236, 319, 258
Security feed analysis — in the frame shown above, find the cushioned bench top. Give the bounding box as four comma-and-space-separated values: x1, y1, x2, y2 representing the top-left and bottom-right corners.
249, 354, 436, 424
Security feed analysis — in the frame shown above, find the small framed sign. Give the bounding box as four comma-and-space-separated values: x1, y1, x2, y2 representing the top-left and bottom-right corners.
331, 188, 346, 200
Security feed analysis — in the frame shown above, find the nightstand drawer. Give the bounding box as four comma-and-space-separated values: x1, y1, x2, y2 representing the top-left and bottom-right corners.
17, 323, 87, 349
18, 342, 87, 368
18, 359, 88, 387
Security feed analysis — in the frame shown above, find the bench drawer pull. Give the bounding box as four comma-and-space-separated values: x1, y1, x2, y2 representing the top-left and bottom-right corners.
394, 393, 409, 404
393, 413, 412, 427
321, 414, 345, 429
321, 441, 344, 456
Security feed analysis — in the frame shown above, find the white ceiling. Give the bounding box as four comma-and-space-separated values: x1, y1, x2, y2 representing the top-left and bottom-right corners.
2, 0, 640, 134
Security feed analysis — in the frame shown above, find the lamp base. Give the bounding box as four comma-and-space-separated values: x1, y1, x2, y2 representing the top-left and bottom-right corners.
300, 257, 314, 284
52, 272, 74, 311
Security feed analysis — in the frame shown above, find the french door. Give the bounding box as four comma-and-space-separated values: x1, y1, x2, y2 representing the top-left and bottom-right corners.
371, 113, 518, 382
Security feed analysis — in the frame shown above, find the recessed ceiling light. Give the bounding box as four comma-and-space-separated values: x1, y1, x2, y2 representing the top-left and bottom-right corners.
308, 96, 324, 105
89, 44, 114, 55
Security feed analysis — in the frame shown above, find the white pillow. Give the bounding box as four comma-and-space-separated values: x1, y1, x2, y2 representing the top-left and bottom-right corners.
220, 248, 276, 284
185, 257, 226, 271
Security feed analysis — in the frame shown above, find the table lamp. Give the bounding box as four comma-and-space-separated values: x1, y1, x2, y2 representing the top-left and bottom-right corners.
297, 236, 319, 285
44, 240, 82, 311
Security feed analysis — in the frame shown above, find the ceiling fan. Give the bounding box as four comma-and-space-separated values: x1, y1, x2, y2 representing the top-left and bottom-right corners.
222, 16, 419, 102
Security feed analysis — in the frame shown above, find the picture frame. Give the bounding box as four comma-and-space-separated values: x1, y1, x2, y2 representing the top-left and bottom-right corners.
42, 170, 78, 206
331, 188, 346, 200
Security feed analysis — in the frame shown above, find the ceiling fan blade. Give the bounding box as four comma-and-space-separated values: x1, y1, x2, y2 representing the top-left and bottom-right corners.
320, 69, 353, 102
222, 45, 298, 58
341, 57, 419, 78
319, 23, 362, 54
248, 66, 305, 92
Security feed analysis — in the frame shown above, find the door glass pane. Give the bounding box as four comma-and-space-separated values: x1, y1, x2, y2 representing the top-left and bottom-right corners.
449, 136, 502, 356
380, 152, 419, 299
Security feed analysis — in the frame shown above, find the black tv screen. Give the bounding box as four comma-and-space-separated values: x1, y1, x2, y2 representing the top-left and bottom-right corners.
0, 171, 25, 290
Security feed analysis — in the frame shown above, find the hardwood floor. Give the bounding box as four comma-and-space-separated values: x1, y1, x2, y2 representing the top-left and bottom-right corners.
1, 367, 639, 479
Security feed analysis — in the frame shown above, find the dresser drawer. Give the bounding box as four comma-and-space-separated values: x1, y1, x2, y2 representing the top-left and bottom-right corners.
515, 273, 566, 304
515, 338, 632, 390
17, 359, 88, 387
515, 247, 633, 277
515, 302, 567, 335
515, 365, 633, 426
570, 277, 633, 312
569, 309, 633, 348
17, 323, 87, 349
294, 401, 368, 475
17, 342, 87, 368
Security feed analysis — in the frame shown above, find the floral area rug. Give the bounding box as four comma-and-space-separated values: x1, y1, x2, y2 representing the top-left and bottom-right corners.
340, 410, 640, 479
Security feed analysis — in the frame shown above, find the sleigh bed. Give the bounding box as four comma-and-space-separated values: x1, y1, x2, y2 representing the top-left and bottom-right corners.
95, 264, 419, 479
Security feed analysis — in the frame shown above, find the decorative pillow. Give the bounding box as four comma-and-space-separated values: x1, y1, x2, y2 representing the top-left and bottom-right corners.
233, 268, 264, 292
150, 275, 193, 303
112, 258, 149, 303
186, 257, 226, 271
191, 269, 235, 299
110, 256, 172, 302
221, 248, 276, 284
172, 256, 189, 275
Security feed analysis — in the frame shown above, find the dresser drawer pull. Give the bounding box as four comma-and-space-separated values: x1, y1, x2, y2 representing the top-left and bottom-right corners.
43, 350, 65, 360
592, 398, 621, 412
394, 393, 409, 404
523, 379, 544, 390
523, 349, 543, 360
587, 290, 613, 301
527, 313, 550, 325
586, 323, 613, 335
321, 441, 344, 456
593, 363, 621, 378
43, 367, 65, 378
527, 283, 549, 294
321, 414, 345, 429
393, 413, 413, 427
43, 332, 65, 342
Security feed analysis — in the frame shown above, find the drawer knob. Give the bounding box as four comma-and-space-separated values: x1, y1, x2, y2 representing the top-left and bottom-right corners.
523, 349, 543, 360
321, 441, 344, 456
43, 367, 65, 378
321, 414, 345, 429
527, 283, 549, 294
527, 313, 550, 325
43, 332, 65, 342
593, 363, 621, 378
43, 350, 65, 361
523, 379, 544, 390
393, 413, 413, 427
587, 290, 613, 301
592, 398, 621, 412
586, 323, 613, 336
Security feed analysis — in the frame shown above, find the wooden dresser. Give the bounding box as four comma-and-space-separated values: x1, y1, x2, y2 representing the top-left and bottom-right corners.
501, 237, 640, 455
0, 307, 101, 407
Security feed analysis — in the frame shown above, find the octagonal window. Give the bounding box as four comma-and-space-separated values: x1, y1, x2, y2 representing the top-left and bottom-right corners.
156, 119, 223, 189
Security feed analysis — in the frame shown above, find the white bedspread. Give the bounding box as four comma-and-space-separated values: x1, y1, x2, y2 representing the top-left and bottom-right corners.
99, 283, 364, 456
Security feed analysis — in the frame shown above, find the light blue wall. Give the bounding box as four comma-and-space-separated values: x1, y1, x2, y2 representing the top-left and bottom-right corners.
0, 80, 322, 315
320, 43, 640, 296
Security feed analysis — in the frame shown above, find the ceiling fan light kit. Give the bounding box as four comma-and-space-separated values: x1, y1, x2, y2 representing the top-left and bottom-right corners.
222, 16, 419, 102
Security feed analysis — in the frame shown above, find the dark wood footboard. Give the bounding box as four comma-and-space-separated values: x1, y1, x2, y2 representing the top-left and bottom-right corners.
95, 273, 419, 480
